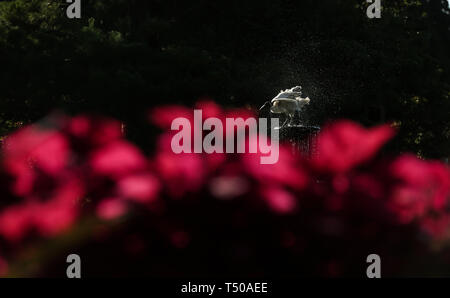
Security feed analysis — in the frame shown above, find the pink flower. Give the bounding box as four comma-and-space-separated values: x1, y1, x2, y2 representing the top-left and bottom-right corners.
3, 127, 70, 196
32, 199, 78, 237
0, 178, 83, 241
31, 179, 83, 237
312, 121, 395, 173
89, 140, 148, 179
388, 155, 450, 224
66, 115, 122, 147
243, 141, 308, 191
209, 175, 249, 199
195, 100, 224, 119
96, 198, 127, 220
117, 173, 160, 203
155, 151, 205, 198
0, 205, 32, 242
149, 105, 193, 129
262, 186, 298, 214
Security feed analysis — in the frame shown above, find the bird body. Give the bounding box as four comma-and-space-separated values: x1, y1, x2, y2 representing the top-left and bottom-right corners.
270, 86, 310, 121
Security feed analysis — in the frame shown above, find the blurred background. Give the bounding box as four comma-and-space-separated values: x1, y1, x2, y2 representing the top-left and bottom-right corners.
0, 0, 449, 277
0, 0, 448, 158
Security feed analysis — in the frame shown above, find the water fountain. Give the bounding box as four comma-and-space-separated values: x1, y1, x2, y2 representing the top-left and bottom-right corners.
259, 86, 320, 157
